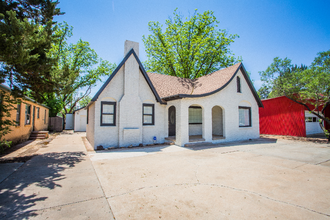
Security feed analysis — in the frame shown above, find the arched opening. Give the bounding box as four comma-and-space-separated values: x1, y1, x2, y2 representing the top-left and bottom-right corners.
168, 106, 176, 137
212, 106, 224, 140
189, 105, 204, 142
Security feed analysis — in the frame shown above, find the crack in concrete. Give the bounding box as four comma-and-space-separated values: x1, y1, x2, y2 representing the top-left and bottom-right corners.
107, 182, 330, 218
6, 196, 105, 219
315, 158, 330, 165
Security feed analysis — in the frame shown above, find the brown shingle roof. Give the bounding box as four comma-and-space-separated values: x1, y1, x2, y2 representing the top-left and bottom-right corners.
147, 62, 242, 99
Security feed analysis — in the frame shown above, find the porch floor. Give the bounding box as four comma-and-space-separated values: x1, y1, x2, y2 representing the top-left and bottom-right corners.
165, 135, 225, 143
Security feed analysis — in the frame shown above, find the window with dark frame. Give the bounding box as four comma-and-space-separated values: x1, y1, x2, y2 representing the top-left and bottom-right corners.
44, 109, 46, 124
143, 104, 154, 125
239, 106, 251, 127
37, 107, 40, 119
189, 106, 202, 124
237, 76, 241, 93
25, 104, 31, 125
101, 102, 116, 126
16, 103, 21, 126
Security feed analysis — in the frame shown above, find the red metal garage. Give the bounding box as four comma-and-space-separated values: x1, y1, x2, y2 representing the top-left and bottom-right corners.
259, 96, 330, 137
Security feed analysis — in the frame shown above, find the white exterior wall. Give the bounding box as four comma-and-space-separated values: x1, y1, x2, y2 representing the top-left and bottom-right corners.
93, 66, 124, 148
86, 102, 95, 147
89, 52, 166, 149
167, 69, 260, 146
74, 109, 87, 132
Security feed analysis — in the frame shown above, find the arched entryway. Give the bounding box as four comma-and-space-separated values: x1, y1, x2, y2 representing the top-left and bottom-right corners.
212, 106, 224, 139
189, 105, 204, 142
168, 106, 176, 136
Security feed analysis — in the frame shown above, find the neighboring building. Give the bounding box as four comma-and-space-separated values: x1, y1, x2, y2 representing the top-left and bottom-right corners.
86, 41, 263, 149
259, 96, 330, 137
0, 84, 49, 144
73, 107, 87, 132
64, 113, 74, 130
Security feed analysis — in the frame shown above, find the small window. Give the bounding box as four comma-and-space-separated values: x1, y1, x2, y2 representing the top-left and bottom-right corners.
16, 103, 21, 126
143, 104, 154, 125
37, 107, 40, 119
101, 102, 116, 126
306, 117, 317, 122
239, 106, 251, 127
87, 107, 89, 124
189, 106, 202, 124
237, 76, 241, 93
25, 104, 31, 125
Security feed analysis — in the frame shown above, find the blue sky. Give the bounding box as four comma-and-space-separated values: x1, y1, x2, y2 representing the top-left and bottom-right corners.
54, 0, 330, 97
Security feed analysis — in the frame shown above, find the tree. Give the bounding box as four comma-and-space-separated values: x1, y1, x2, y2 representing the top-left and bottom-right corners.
0, 0, 63, 101
0, 0, 62, 149
44, 22, 116, 117
143, 9, 240, 79
259, 51, 330, 141
78, 95, 91, 108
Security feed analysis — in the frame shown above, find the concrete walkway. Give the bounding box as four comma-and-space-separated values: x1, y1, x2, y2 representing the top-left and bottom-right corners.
0, 133, 114, 219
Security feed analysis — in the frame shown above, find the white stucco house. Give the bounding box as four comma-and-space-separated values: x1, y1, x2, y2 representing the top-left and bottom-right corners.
86, 40, 263, 149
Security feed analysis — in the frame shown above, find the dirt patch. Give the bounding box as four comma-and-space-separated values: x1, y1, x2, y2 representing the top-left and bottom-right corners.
260, 134, 329, 144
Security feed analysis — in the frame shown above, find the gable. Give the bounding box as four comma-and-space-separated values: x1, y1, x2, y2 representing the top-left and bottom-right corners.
147, 63, 263, 107
87, 49, 164, 107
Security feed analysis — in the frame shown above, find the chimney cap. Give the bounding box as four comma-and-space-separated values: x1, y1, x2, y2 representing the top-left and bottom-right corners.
124, 40, 139, 57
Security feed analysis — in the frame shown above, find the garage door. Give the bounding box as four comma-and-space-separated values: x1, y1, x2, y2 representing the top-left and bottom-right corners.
305, 111, 323, 135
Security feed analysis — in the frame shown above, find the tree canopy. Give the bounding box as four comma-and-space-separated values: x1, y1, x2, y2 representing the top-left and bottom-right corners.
0, 0, 63, 101
143, 9, 240, 79
259, 50, 330, 140
44, 22, 116, 117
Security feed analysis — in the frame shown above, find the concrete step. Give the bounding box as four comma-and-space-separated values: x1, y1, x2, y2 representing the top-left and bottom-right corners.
30, 134, 47, 137
184, 142, 213, 147
29, 131, 49, 140
29, 136, 47, 140
31, 131, 49, 134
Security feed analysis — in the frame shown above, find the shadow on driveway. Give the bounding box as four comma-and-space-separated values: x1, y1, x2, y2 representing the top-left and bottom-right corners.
187, 138, 278, 151
0, 151, 85, 219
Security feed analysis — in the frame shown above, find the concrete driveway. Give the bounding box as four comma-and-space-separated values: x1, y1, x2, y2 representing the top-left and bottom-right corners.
1, 134, 330, 219
90, 138, 330, 220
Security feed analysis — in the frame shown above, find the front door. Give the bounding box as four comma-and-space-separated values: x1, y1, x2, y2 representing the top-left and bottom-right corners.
168, 106, 176, 136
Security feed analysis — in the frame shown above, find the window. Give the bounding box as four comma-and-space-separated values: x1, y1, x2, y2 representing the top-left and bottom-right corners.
87, 107, 89, 124
25, 104, 31, 125
237, 76, 241, 93
143, 104, 154, 125
239, 106, 251, 127
189, 106, 202, 124
37, 107, 40, 119
306, 117, 317, 122
16, 103, 21, 126
101, 102, 116, 126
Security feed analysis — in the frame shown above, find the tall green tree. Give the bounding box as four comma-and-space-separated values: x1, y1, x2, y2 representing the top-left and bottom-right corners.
259, 51, 330, 141
78, 95, 91, 108
0, 0, 62, 148
143, 9, 240, 79
0, 0, 62, 100
44, 22, 116, 117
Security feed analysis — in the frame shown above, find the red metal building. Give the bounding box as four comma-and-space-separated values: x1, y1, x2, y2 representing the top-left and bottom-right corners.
259, 96, 330, 137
